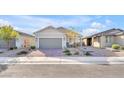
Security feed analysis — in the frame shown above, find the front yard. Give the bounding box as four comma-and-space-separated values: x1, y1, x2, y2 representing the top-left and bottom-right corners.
1, 46, 124, 57
0, 47, 124, 57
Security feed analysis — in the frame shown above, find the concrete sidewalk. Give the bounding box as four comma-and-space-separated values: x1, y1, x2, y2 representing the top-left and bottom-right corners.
0, 57, 124, 64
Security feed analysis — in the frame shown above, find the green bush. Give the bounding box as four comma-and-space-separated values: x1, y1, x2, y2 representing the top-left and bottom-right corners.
121, 46, 124, 50
112, 44, 120, 49
30, 46, 36, 49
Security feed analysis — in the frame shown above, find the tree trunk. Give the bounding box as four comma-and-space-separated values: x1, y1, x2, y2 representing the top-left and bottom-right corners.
7, 40, 10, 49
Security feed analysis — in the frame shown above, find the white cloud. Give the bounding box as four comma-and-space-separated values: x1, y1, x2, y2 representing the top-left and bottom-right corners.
82, 28, 98, 36
82, 21, 106, 36
15, 15, 92, 28
0, 19, 11, 26
91, 22, 106, 29
6, 15, 93, 35
0, 18, 33, 34
105, 19, 112, 25
0, 15, 93, 35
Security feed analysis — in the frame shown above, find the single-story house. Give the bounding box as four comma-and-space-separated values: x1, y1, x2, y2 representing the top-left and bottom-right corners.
16, 31, 35, 48
82, 28, 124, 48
34, 26, 81, 49
0, 31, 35, 49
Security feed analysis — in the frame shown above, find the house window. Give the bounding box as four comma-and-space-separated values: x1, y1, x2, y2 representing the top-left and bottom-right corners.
106, 36, 111, 43
97, 37, 100, 42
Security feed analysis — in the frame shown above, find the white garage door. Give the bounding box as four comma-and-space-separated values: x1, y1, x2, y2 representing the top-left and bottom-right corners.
39, 38, 62, 49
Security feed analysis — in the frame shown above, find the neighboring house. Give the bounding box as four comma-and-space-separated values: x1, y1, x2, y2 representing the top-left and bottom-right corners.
16, 31, 35, 48
0, 31, 35, 48
82, 28, 124, 48
34, 26, 81, 49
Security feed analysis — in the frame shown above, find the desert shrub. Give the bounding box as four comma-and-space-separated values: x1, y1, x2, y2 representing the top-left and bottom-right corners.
13, 47, 17, 49
112, 44, 120, 49
0, 52, 3, 54
84, 51, 91, 56
63, 49, 70, 53
9, 47, 14, 50
63, 49, 72, 56
17, 51, 28, 55
65, 52, 72, 56
74, 51, 79, 55
30, 46, 36, 49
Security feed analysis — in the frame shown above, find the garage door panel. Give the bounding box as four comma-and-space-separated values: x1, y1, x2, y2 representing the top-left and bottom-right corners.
39, 38, 62, 49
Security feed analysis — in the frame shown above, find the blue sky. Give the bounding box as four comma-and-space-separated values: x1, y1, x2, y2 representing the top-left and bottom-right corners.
0, 15, 124, 36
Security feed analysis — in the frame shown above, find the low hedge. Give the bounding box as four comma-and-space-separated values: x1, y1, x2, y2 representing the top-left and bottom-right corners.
112, 44, 120, 49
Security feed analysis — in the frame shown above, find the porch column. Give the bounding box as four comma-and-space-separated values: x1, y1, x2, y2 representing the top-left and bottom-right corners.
36, 38, 39, 48
92, 37, 94, 46
80, 36, 82, 47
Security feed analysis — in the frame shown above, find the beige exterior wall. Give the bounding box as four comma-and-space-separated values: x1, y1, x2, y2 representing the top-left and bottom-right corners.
92, 37, 101, 48
86, 34, 124, 48
82, 38, 87, 46
16, 34, 35, 48
100, 36, 105, 48
92, 35, 116, 48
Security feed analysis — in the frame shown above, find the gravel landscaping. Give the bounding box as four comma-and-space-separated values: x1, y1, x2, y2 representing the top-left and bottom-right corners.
0, 48, 31, 57
1, 47, 124, 57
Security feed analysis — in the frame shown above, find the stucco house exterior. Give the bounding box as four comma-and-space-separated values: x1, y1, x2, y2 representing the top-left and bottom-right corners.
0, 31, 35, 49
16, 31, 35, 48
34, 26, 81, 49
82, 28, 124, 48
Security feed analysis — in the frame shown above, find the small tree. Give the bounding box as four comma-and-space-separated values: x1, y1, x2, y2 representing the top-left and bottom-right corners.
0, 25, 19, 49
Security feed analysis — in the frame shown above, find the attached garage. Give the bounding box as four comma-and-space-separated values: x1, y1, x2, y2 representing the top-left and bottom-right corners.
39, 38, 62, 49
34, 26, 67, 49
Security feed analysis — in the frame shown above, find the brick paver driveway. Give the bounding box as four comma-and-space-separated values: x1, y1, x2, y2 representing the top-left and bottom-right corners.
39, 49, 63, 57
27, 49, 63, 57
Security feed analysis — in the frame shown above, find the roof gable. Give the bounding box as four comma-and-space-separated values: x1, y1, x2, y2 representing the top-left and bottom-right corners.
16, 31, 34, 37
34, 26, 56, 34
34, 26, 81, 36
